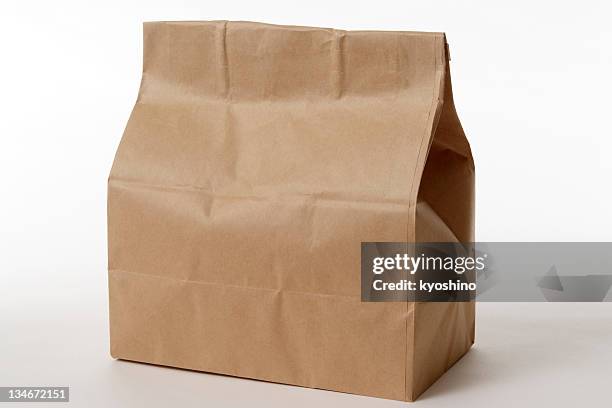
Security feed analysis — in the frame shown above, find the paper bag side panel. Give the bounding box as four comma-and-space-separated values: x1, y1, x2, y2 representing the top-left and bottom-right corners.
417, 55, 475, 244
410, 52, 476, 401
411, 201, 475, 401
400, 34, 447, 401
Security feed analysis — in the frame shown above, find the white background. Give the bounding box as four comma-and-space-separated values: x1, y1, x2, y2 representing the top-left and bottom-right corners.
1, 1, 611, 407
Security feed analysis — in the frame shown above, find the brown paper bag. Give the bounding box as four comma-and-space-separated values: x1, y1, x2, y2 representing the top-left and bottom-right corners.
108, 21, 475, 401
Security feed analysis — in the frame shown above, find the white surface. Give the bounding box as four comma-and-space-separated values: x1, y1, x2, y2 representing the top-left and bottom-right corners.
1, 0, 611, 406
2, 299, 611, 407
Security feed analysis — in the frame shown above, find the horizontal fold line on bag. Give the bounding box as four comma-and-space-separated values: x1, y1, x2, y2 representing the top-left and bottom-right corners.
109, 178, 416, 207
138, 76, 439, 104
109, 268, 362, 301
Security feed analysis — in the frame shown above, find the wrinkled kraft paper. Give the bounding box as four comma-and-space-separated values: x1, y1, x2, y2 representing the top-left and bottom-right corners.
108, 21, 475, 401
